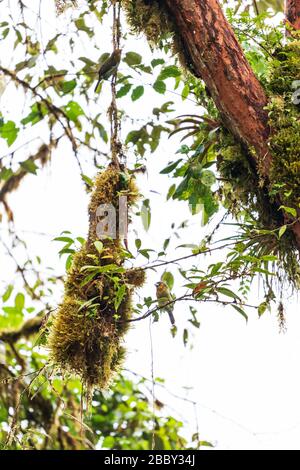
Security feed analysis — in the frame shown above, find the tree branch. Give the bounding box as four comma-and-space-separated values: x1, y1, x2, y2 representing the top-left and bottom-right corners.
123, 294, 257, 324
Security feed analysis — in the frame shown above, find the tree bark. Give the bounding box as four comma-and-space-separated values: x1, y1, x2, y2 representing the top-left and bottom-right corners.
164, 0, 271, 171
162, 0, 300, 247
285, 0, 300, 31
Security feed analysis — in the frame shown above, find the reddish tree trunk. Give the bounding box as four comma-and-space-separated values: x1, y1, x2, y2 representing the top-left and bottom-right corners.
285, 0, 300, 31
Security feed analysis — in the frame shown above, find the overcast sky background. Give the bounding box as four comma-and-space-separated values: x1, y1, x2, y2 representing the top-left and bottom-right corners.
1, 0, 300, 450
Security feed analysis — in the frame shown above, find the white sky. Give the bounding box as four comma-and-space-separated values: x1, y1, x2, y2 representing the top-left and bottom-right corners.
1, 0, 300, 451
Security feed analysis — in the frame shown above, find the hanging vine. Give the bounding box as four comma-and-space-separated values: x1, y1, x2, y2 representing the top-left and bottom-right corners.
48, 1, 146, 393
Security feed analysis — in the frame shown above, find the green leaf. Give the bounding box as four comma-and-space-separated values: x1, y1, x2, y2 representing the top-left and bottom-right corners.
181, 83, 190, 100
163, 238, 170, 250
162, 272, 174, 290
0, 307, 23, 329
2, 285, 13, 302
139, 249, 151, 259
2, 27, 9, 39
75, 16, 93, 37
160, 159, 182, 174
78, 296, 100, 313
279, 205, 297, 218
95, 122, 108, 143
260, 255, 278, 262
21, 103, 47, 126
199, 441, 214, 448
53, 236, 74, 244
141, 200, 151, 231
60, 79, 77, 94
63, 101, 84, 122
114, 284, 126, 312
0, 167, 13, 181
81, 174, 94, 188
0, 120, 19, 146
116, 83, 132, 98
210, 262, 223, 275
258, 302, 268, 317
151, 58, 165, 68
217, 287, 241, 301
158, 65, 181, 81
79, 56, 97, 67
200, 170, 216, 186
66, 254, 73, 271
94, 240, 103, 253
167, 184, 176, 200
102, 436, 115, 448
183, 328, 188, 346
45, 34, 61, 53
135, 239, 142, 250
231, 304, 248, 323
131, 86, 144, 101
278, 225, 287, 238
176, 144, 190, 154
15, 293, 25, 310
172, 177, 189, 200
20, 158, 38, 175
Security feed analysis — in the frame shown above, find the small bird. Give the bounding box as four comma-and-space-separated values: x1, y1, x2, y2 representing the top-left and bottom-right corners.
94, 49, 122, 92
155, 281, 175, 325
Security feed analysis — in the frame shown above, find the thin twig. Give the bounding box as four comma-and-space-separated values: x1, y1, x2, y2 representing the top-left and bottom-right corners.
122, 294, 258, 324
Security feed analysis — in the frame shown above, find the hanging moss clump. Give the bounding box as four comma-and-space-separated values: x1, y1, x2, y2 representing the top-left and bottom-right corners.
48, 163, 145, 390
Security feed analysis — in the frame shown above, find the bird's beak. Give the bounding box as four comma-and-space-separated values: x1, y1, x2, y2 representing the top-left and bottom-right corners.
155, 282, 160, 287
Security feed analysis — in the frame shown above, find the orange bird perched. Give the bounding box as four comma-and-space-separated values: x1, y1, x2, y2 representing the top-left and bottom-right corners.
155, 281, 175, 325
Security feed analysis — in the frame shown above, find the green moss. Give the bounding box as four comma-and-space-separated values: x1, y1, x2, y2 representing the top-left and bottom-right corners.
121, 0, 172, 45
48, 164, 145, 390
124, 268, 147, 287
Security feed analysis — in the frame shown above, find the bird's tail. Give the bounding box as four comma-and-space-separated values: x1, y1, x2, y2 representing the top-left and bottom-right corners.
167, 310, 175, 325
94, 79, 101, 92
